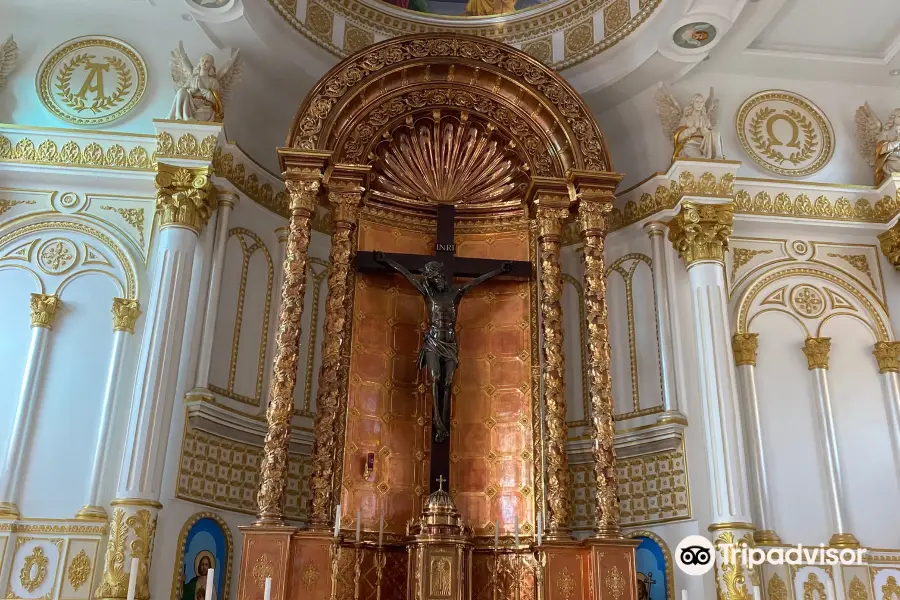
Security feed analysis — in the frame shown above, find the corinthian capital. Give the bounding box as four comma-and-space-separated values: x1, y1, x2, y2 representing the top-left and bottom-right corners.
668, 200, 734, 266
155, 163, 216, 234
31, 293, 61, 329
879, 222, 900, 270
732, 333, 759, 366
803, 337, 831, 370
873, 341, 900, 373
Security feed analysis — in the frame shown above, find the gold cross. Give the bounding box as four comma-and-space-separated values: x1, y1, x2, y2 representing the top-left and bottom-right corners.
436, 475, 446, 491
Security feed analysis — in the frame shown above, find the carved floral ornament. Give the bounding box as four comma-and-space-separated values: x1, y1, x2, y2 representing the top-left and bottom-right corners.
288, 35, 612, 180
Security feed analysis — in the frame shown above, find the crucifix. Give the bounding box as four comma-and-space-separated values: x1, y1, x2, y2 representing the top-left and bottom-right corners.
356, 204, 531, 493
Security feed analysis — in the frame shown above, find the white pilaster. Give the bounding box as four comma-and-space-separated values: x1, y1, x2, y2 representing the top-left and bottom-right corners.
803, 337, 859, 547
873, 342, 900, 484
687, 262, 753, 525
644, 221, 685, 424
732, 333, 780, 545
76, 298, 141, 521
0, 293, 61, 519
190, 191, 239, 395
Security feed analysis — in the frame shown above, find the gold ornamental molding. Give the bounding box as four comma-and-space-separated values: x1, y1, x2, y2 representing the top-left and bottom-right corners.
36, 36, 147, 126
266, 0, 662, 69
735, 90, 835, 178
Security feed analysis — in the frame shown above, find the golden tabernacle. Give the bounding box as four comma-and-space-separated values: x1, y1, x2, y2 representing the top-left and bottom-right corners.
237, 33, 637, 600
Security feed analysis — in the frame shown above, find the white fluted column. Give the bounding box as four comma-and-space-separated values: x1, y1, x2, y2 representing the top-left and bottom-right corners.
668, 199, 754, 600
732, 333, 781, 545
644, 221, 685, 424
75, 298, 141, 521
873, 341, 900, 483
802, 337, 859, 548
0, 294, 61, 519
189, 191, 239, 397
95, 163, 216, 600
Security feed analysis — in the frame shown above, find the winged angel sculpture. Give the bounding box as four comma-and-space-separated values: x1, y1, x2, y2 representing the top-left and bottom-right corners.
855, 103, 900, 186
168, 42, 241, 122
0, 36, 19, 92
655, 84, 723, 162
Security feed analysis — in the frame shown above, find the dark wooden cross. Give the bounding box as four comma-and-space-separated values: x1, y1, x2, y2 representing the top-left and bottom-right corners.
356, 204, 531, 493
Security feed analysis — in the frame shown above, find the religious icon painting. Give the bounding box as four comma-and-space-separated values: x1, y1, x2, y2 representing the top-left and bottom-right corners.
672, 22, 716, 49
170, 513, 233, 600
628, 532, 674, 600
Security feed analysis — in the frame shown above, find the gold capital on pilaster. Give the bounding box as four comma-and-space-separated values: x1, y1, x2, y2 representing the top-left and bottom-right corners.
667, 200, 734, 266
94, 503, 158, 600
732, 333, 759, 367
569, 169, 624, 540
878, 222, 900, 270
803, 337, 831, 370
256, 149, 330, 526
873, 341, 900, 373
111, 298, 141, 334
155, 163, 216, 234
31, 293, 61, 329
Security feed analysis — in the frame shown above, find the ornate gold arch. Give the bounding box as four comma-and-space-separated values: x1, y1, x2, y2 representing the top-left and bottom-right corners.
286, 34, 612, 188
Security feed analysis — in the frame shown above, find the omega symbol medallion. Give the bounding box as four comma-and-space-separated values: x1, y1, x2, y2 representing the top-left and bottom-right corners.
36, 36, 148, 126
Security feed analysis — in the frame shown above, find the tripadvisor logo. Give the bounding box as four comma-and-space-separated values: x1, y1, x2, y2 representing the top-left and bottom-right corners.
674, 535, 867, 576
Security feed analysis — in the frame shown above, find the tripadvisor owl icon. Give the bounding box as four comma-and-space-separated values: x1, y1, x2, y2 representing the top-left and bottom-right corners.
675, 535, 716, 576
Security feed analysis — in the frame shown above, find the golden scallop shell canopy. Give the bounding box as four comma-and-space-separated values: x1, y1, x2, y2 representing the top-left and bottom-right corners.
286, 34, 612, 182
370, 112, 529, 213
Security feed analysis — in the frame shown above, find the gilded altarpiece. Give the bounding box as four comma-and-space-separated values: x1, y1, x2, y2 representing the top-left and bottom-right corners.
345, 220, 535, 535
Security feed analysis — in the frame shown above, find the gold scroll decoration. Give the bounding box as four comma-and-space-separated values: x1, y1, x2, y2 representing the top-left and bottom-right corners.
569, 169, 624, 538
256, 151, 329, 525
155, 164, 216, 234
307, 164, 370, 528
879, 222, 900, 270
533, 181, 573, 539
667, 200, 734, 267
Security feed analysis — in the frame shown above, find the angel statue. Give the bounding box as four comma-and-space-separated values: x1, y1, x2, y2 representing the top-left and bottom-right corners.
655, 84, 724, 162
855, 103, 900, 186
0, 35, 19, 92
168, 42, 241, 122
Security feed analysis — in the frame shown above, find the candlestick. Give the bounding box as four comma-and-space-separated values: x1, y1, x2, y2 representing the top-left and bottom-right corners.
536, 514, 542, 546
334, 504, 341, 538
681, 590, 688, 600
378, 510, 384, 547
494, 520, 499, 549
514, 516, 519, 546
753, 586, 762, 600
356, 510, 361, 542
264, 578, 271, 600
204, 569, 214, 600
126, 557, 138, 600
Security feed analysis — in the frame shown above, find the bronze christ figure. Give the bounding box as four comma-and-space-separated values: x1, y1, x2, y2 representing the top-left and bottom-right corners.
375, 252, 512, 442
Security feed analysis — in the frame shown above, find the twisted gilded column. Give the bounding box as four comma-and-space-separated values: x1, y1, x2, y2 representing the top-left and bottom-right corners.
874, 341, 900, 483
0, 294, 61, 519
732, 333, 780, 545
669, 198, 755, 600
76, 298, 141, 521
532, 180, 573, 540
569, 171, 623, 539
98, 162, 216, 600
803, 338, 859, 548
255, 152, 329, 525
308, 165, 370, 529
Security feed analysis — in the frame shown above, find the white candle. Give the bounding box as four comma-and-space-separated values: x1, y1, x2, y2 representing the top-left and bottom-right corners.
264, 578, 271, 600
378, 510, 384, 547
494, 521, 499, 549
126, 557, 138, 600
536, 514, 542, 546
514, 516, 519, 546
681, 590, 688, 600
753, 586, 762, 600
356, 510, 361, 542
204, 569, 214, 600
334, 504, 341, 538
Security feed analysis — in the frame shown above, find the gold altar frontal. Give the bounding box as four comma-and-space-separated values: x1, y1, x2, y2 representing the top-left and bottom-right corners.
237, 33, 637, 600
